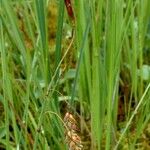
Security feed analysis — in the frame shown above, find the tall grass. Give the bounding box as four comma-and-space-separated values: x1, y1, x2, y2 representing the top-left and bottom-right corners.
0, 0, 150, 150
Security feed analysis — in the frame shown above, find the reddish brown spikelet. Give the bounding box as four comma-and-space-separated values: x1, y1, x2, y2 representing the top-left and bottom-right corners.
64, 0, 74, 20
64, 112, 83, 150
64, 112, 77, 124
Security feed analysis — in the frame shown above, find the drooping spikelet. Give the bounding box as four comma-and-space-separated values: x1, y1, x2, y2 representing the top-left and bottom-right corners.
64, 112, 83, 150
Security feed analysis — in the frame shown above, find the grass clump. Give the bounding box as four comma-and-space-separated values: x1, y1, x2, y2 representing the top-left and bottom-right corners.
0, 0, 150, 150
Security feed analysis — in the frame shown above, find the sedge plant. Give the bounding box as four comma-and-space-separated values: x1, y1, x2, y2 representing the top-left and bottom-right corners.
0, 0, 150, 150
